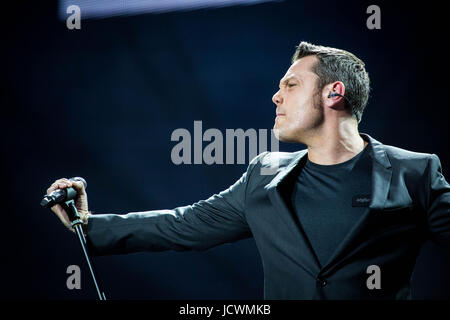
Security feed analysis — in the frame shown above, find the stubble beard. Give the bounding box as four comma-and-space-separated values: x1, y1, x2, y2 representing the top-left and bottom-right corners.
281, 88, 325, 144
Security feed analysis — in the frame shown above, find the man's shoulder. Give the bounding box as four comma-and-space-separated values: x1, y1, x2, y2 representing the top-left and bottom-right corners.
381, 143, 433, 162
372, 140, 436, 177
363, 132, 434, 165
246, 138, 437, 179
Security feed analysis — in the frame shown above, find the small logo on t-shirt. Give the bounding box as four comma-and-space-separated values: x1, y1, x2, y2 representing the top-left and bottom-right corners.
352, 194, 371, 207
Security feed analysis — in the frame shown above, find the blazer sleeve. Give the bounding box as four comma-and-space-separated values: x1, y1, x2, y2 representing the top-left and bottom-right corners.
85, 153, 266, 256
426, 153, 450, 248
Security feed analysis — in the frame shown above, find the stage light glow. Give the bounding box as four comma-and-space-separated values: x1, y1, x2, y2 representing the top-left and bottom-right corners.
59, 0, 279, 20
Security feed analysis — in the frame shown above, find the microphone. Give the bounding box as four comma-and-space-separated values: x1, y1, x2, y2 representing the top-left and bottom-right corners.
40, 177, 87, 208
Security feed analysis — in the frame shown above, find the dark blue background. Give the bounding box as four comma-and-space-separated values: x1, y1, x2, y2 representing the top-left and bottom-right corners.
1, 1, 449, 299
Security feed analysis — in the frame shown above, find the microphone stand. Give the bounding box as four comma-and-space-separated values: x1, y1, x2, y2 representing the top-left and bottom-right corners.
61, 200, 107, 300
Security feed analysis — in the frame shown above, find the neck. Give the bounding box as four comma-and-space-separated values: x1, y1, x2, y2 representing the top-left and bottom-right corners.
305, 117, 367, 165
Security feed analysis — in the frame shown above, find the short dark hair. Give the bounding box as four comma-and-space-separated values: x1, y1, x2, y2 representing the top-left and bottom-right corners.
292, 41, 370, 124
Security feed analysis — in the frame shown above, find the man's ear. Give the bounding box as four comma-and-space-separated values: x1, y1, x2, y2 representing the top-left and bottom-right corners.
328, 81, 346, 98
323, 81, 346, 108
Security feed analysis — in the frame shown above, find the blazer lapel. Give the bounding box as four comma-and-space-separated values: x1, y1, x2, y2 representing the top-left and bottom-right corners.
319, 133, 393, 276
265, 150, 322, 277
264, 133, 393, 278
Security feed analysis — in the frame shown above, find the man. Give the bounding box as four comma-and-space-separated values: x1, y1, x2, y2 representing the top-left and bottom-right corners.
47, 42, 450, 299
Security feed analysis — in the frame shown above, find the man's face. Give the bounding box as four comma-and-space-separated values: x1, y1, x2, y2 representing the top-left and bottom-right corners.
272, 55, 324, 143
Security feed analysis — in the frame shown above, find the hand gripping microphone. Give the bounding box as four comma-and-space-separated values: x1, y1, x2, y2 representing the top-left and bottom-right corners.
41, 176, 106, 300
40, 177, 87, 208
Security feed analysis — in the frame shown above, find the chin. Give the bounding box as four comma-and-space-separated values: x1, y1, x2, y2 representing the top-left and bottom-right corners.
273, 127, 293, 143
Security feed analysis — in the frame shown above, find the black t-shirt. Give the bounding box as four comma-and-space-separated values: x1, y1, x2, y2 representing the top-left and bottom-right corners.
291, 145, 372, 268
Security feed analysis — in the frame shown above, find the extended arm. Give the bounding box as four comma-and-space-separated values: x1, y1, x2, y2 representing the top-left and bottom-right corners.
86, 155, 264, 256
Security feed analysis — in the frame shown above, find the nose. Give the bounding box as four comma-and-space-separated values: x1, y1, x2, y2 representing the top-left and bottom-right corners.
272, 90, 283, 106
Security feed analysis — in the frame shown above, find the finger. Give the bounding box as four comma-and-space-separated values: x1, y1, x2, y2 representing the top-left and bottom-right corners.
53, 178, 68, 184
47, 182, 60, 195
57, 181, 70, 188
71, 180, 85, 193
47, 178, 72, 195
55, 178, 72, 190
58, 179, 71, 188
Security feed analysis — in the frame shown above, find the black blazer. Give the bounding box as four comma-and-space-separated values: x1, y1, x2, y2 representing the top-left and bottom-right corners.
86, 133, 450, 299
